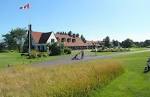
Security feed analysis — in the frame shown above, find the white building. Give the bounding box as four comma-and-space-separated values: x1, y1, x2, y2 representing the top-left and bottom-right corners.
32, 31, 57, 51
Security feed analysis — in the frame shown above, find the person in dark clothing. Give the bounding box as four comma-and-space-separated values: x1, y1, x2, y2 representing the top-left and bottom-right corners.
81, 50, 84, 59
147, 58, 150, 70
72, 53, 80, 60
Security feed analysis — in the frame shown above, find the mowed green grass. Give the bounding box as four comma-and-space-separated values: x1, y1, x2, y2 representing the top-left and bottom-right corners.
89, 51, 150, 97
0, 52, 66, 68
0, 50, 116, 68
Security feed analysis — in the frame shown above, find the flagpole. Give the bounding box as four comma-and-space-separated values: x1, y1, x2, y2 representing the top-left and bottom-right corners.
20, 3, 31, 55
28, 24, 31, 55
28, 3, 31, 56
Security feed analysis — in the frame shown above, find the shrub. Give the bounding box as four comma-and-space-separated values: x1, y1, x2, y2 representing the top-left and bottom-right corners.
64, 48, 72, 54
41, 52, 48, 57
37, 53, 42, 57
94, 48, 130, 52
49, 43, 64, 56
27, 51, 49, 59
27, 50, 40, 59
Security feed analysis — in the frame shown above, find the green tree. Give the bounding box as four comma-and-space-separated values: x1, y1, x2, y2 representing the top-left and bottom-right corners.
143, 40, 150, 47
68, 31, 72, 36
76, 33, 79, 37
0, 42, 6, 52
81, 35, 86, 43
121, 38, 133, 48
3, 28, 27, 52
49, 42, 64, 56
112, 40, 120, 47
103, 36, 110, 48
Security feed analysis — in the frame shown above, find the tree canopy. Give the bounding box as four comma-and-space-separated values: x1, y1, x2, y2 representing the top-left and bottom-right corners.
3, 28, 27, 52
103, 36, 111, 48
121, 38, 133, 48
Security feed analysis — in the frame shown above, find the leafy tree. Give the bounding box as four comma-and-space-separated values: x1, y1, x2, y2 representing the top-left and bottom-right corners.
68, 31, 72, 36
143, 40, 150, 47
133, 42, 142, 47
3, 33, 17, 50
81, 35, 86, 43
76, 33, 79, 37
121, 38, 133, 48
112, 40, 120, 47
72, 33, 76, 38
0, 42, 6, 52
3, 28, 27, 52
103, 36, 111, 48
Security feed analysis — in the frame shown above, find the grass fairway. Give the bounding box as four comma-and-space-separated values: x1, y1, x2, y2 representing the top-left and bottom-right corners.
89, 51, 150, 97
0, 50, 116, 68
0, 52, 65, 68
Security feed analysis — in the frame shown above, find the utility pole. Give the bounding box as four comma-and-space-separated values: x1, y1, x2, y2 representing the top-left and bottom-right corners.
28, 24, 32, 55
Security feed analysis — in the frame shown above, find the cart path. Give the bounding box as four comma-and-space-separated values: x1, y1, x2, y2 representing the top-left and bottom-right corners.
32, 50, 150, 67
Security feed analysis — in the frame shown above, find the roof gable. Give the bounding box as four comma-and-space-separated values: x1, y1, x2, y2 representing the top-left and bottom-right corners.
39, 32, 52, 44
32, 32, 52, 44
32, 32, 42, 44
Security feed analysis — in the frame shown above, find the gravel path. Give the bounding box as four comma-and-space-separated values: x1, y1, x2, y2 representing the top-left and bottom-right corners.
32, 50, 150, 67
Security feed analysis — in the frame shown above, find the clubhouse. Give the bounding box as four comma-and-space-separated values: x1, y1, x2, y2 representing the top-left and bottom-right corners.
31, 31, 102, 51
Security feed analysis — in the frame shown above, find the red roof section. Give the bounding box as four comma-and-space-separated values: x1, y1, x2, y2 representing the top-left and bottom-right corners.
32, 32, 42, 44
55, 34, 86, 47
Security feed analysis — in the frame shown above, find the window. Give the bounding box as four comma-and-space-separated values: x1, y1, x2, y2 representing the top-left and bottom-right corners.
72, 39, 76, 43
67, 38, 71, 42
61, 38, 66, 42
51, 39, 55, 43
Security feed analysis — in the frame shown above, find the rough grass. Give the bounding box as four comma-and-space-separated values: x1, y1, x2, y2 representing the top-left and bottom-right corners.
0, 59, 123, 97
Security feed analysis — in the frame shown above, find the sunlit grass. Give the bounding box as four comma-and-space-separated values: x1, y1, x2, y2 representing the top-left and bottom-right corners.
0, 59, 123, 97
89, 51, 150, 97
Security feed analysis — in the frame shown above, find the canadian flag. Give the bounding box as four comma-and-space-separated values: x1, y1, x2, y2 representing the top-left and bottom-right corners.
20, 3, 30, 10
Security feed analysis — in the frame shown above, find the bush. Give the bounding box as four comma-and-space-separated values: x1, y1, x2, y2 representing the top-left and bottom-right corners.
41, 52, 48, 57
49, 43, 62, 56
27, 51, 49, 59
64, 48, 72, 54
93, 48, 130, 52
27, 50, 37, 59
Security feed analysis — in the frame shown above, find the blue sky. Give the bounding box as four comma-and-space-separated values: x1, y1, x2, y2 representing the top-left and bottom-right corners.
0, 0, 150, 41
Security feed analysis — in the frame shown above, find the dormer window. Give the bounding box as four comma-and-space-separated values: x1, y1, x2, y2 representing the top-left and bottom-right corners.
67, 38, 71, 42
72, 39, 76, 43
61, 38, 66, 42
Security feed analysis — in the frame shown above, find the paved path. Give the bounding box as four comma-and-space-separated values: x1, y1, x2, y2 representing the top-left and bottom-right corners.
32, 50, 150, 67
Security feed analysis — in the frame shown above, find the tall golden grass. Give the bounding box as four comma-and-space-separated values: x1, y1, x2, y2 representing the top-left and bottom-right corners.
0, 59, 124, 97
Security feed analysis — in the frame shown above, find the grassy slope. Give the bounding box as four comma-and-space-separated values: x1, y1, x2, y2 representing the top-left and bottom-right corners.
89, 51, 150, 97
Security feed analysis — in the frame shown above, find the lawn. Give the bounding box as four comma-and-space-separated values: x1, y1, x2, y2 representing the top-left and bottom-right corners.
89, 50, 150, 97
0, 48, 148, 69
0, 50, 116, 68
0, 52, 69, 68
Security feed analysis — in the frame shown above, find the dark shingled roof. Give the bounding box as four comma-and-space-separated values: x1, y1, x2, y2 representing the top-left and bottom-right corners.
39, 32, 52, 44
